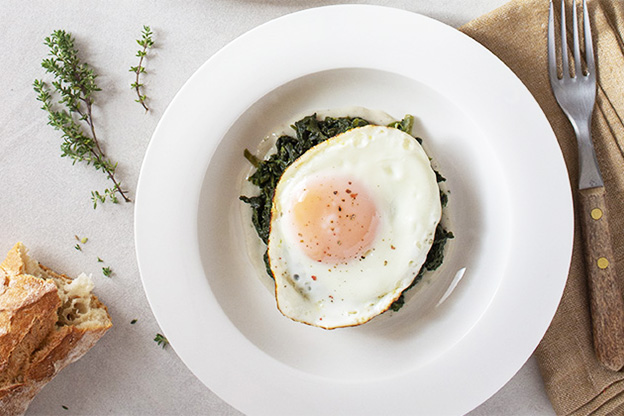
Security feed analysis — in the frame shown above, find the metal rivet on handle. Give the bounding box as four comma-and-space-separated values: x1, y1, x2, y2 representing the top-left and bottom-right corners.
591, 208, 603, 220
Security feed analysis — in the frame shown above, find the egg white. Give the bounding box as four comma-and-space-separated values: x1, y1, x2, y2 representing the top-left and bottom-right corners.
268, 124, 442, 329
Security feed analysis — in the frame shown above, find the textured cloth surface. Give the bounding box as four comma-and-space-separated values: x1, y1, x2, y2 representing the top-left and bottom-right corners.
462, 1, 624, 415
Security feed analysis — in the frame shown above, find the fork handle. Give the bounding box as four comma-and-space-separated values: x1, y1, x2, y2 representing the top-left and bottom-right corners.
579, 186, 624, 371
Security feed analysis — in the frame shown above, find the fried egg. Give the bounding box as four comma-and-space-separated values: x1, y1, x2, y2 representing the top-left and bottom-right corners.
267, 124, 441, 329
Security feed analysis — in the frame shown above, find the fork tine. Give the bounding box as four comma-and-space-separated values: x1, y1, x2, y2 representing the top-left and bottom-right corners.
572, 0, 583, 77
583, 0, 596, 77
548, 1, 559, 81
560, 0, 570, 77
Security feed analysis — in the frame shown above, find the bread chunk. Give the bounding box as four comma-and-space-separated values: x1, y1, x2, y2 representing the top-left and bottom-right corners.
0, 243, 112, 415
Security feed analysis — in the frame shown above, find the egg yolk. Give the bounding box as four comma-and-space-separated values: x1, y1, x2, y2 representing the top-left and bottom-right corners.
290, 176, 379, 263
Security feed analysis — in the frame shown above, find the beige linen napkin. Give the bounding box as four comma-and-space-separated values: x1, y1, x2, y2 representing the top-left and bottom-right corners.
460, 1, 624, 415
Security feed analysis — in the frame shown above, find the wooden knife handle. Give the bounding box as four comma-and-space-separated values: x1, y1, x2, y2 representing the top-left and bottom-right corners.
579, 186, 624, 371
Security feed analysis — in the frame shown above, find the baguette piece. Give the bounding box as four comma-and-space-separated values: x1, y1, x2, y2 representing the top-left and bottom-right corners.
0, 243, 112, 416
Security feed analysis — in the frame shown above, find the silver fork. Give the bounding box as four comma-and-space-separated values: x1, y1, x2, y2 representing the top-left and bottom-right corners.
548, 0, 624, 371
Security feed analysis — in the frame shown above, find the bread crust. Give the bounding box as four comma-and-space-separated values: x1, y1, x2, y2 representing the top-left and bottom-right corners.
0, 273, 60, 386
0, 243, 112, 416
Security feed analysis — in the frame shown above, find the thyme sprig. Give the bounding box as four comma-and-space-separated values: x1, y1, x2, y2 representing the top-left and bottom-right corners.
33, 30, 130, 207
130, 25, 154, 112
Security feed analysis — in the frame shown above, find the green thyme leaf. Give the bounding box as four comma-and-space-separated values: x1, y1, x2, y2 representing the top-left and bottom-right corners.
154, 333, 169, 348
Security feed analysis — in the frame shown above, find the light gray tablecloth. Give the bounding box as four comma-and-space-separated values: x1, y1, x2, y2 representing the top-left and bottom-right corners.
0, 1, 555, 414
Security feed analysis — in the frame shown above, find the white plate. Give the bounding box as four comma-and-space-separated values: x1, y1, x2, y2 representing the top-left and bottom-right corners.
135, 5, 573, 415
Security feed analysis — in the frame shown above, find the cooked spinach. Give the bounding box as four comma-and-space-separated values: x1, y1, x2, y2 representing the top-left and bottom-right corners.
389, 225, 454, 312
240, 113, 453, 312
387, 114, 414, 135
